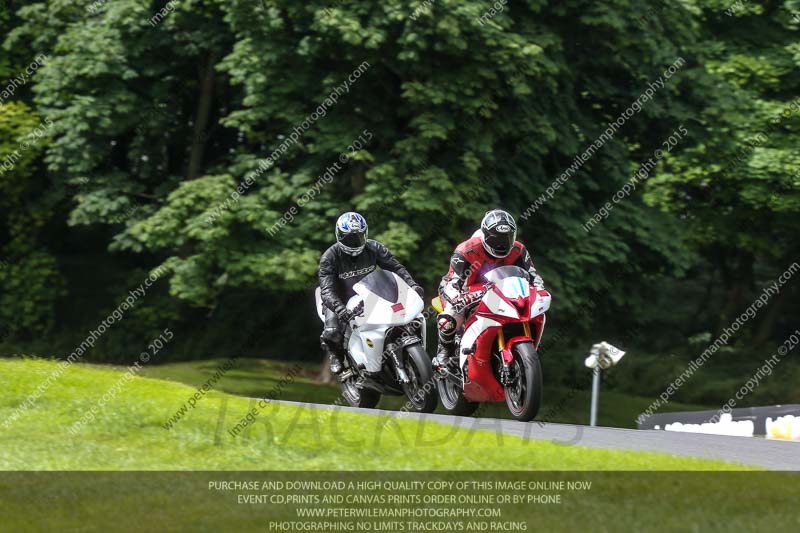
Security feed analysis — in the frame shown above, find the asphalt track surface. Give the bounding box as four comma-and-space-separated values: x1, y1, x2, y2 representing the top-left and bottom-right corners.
277, 400, 800, 470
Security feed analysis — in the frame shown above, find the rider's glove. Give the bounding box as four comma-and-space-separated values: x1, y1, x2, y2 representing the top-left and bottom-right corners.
452, 291, 481, 313
412, 285, 425, 300
531, 273, 545, 290
336, 308, 354, 325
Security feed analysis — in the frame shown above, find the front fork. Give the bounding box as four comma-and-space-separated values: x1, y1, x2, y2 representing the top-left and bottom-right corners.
388, 348, 410, 384
498, 323, 532, 386
388, 325, 423, 385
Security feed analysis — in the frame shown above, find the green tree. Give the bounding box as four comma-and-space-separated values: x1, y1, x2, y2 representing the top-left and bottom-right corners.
129, 0, 704, 329
645, 0, 800, 339
0, 101, 64, 335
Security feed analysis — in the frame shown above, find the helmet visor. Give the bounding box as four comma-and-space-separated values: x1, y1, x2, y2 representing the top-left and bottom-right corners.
339, 231, 366, 250
484, 230, 514, 257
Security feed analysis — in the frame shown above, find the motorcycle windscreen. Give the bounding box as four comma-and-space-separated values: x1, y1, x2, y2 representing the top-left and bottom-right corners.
485, 266, 529, 297
356, 270, 398, 303
352, 271, 423, 328
482, 265, 529, 285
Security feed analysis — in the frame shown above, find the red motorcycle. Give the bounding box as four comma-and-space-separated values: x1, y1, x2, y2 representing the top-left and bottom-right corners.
432, 265, 551, 421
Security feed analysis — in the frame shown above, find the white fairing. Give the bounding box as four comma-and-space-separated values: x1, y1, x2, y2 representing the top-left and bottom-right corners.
341, 271, 425, 374
350, 275, 423, 328
484, 290, 517, 319
314, 287, 325, 322
533, 290, 551, 316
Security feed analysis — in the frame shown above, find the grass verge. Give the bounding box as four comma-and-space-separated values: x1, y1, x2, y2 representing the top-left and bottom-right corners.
0, 357, 745, 471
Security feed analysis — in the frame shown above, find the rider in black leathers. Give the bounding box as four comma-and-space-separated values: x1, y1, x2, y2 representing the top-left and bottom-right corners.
319, 212, 423, 374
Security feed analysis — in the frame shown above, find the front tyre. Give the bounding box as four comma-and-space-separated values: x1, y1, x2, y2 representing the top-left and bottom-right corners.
340, 359, 380, 409
401, 344, 438, 413
504, 342, 542, 422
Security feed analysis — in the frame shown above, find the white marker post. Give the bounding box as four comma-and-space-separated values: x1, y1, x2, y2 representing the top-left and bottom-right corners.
584, 342, 626, 427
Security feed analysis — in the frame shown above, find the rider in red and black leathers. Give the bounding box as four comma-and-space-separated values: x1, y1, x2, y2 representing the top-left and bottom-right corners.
434, 209, 544, 367
319, 212, 423, 374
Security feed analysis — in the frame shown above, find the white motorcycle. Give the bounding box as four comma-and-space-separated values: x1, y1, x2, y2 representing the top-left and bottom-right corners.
315, 270, 437, 413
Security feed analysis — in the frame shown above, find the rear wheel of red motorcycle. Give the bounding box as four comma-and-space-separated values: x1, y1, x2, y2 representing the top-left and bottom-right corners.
341, 358, 381, 409
505, 343, 542, 422
437, 368, 479, 417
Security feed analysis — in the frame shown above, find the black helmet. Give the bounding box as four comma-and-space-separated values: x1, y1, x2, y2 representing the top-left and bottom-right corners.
335, 212, 368, 255
480, 209, 517, 258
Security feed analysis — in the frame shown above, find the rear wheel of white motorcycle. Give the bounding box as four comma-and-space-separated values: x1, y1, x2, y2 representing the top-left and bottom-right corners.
437, 361, 479, 417
341, 360, 381, 409
401, 344, 438, 413
504, 342, 542, 422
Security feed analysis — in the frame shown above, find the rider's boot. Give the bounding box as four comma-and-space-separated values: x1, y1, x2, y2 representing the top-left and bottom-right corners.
432, 317, 456, 371
433, 340, 453, 371
328, 348, 344, 374
433, 314, 458, 370
321, 332, 344, 375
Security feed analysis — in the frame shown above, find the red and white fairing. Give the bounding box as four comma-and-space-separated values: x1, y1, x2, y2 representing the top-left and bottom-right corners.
459, 266, 550, 402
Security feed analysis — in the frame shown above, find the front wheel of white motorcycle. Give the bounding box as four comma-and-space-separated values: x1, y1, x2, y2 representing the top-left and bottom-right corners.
504, 342, 542, 422
401, 344, 438, 413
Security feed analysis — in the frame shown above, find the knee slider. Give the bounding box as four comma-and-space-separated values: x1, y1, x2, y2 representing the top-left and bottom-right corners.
437, 314, 456, 332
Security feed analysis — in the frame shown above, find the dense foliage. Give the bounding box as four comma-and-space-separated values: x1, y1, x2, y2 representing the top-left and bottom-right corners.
1, 0, 797, 390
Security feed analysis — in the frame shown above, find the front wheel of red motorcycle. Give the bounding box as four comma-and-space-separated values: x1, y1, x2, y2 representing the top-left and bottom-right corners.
505, 343, 542, 422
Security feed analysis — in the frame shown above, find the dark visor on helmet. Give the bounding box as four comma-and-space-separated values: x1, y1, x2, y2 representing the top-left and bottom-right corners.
340, 232, 366, 249
485, 232, 513, 254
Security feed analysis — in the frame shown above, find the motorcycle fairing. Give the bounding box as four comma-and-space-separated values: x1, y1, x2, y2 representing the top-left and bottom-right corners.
461, 315, 506, 403
347, 328, 387, 373
344, 270, 425, 374
351, 271, 424, 329
459, 315, 501, 368
463, 353, 506, 402
459, 274, 550, 404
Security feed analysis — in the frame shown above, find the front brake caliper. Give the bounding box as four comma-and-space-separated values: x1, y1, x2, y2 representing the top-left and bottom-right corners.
499, 364, 513, 386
